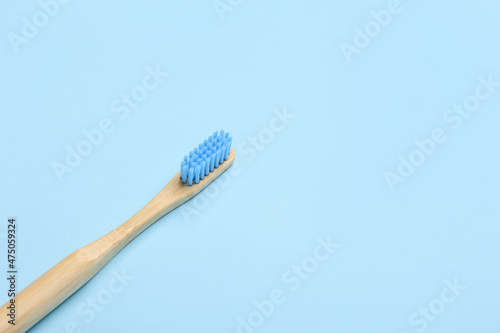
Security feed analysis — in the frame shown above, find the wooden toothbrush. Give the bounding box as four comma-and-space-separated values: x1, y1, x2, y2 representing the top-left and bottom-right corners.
0, 131, 234, 333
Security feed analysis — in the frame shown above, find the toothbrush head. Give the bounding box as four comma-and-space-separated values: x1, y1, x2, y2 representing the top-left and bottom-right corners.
180, 130, 233, 186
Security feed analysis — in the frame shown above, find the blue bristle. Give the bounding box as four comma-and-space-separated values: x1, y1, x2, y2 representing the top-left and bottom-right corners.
214, 149, 221, 168
195, 165, 201, 184
209, 153, 216, 172
204, 157, 210, 175
181, 161, 186, 179
200, 161, 206, 180
181, 164, 187, 183
219, 147, 224, 164
188, 167, 194, 186
223, 144, 229, 161
180, 130, 232, 186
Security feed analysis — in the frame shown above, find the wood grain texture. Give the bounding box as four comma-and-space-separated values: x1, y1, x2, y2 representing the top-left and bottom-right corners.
0, 148, 235, 333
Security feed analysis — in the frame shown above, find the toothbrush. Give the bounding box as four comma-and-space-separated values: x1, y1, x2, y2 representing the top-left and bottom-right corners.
0, 131, 234, 333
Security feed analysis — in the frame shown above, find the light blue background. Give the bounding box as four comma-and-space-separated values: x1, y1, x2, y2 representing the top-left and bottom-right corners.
1, 0, 499, 332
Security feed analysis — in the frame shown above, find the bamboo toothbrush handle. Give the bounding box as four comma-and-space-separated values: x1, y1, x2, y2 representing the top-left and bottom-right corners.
0, 242, 113, 333
0, 194, 165, 333
0, 199, 166, 333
